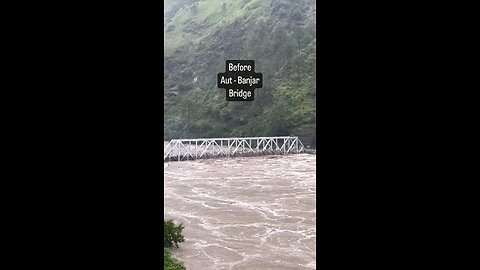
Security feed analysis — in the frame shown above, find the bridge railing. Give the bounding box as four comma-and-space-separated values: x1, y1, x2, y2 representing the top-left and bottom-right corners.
164, 136, 305, 161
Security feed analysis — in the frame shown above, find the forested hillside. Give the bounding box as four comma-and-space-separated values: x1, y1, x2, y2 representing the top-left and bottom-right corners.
164, 0, 316, 141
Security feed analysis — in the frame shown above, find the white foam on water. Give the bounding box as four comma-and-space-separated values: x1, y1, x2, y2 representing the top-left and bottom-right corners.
165, 154, 316, 270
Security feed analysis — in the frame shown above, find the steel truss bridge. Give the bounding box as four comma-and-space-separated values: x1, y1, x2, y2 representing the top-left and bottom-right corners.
164, 136, 306, 162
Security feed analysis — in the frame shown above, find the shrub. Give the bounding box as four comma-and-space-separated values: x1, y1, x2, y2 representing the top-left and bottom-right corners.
164, 219, 185, 248
164, 248, 185, 270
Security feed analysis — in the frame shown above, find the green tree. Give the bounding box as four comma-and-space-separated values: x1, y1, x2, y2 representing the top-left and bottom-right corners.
164, 219, 185, 248
164, 248, 185, 270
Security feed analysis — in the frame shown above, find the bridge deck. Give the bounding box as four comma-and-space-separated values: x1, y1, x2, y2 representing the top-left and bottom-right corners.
164, 136, 305, 162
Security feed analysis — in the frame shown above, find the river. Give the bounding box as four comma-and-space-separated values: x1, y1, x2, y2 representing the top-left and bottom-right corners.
164, 153, 316, 269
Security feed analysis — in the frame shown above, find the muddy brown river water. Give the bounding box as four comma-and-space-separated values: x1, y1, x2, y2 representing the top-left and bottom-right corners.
164, 154, 316, 269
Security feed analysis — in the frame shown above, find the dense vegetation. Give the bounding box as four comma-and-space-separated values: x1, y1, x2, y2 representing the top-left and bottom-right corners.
164, 0, 316, 140
164, 248, 185, 270
164, 219, 185, 248
164, 219, 186, 270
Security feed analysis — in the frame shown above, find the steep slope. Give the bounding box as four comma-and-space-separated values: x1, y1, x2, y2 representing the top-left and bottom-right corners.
164, 0, 316, 141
